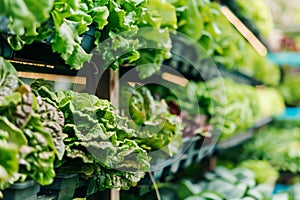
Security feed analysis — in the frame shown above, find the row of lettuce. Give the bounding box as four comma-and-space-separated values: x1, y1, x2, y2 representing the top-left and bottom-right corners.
125, 122, 300, 200
148, 77, 285, 141
0, 58, 148, 191
0, 57, 285, 194
220, 121, 300, 174
124, 162, 281, 200
124, 160, 300, 200
0, 57, 185, 191
1, 0, 279, 84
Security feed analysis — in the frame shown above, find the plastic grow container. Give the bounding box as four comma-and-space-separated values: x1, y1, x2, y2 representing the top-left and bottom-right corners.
0, 36, 14, 59
39, 174, 79, 200
81, 25, 97, 53
73, 177, 98, 198
2, 180, 40, 200
276, 107, 300, 121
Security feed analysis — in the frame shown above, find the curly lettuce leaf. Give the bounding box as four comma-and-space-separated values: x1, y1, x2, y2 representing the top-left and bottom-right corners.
235, 0, 273, 37
0, 139, 19, 190
111, 139, 150, 172
12, 85, 36, 128
142, 0, 177, 29
0, 0, 53, 36
202, 78, 258, 139
279, 74, 300, 106
50, 0, 79, 29
0, 58, 19, 97
52, 19, 92, 69
133, 0, 176, 78
0, 77, 60, 186
30, 80, 150, 189
63, 112, 112, 142
135, 28, 172, 79
124, 86, 183, 156
36, 96, 66, 160
107, 1, 137, 33
242, 126, 300, 173
127, 87, 156, 125
30, 79, 58, 105
0, 117, 27, 146
168, 0, 204, 40
97, 168, 145, 190
90, 6, 109, 30
93, 0, 144, 70
50, 0, 109, 69
19, 114, 56, 185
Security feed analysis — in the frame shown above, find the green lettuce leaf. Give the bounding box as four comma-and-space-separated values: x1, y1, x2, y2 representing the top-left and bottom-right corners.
12, 85, 36, 128
279, 74, 300, 106
122, 86, 183, 157
34, 88, 151, 190
143, 0, 177, 29
52, 19, 92, 69
0, 58, 19, 97
242, 126, 300, 173
36, 96, 66, 160
235, 0, 273, 37
0, 139, 19, 190
20, 115, 56, 185
134, 0, 176, 78
168, 0, 204, 40
135, 28, 172, 79
96, 166, 145, 191
90, 6, 109, 29
0, 71, 60, 186
0, 0, 53, 36
0, 117, 27, 146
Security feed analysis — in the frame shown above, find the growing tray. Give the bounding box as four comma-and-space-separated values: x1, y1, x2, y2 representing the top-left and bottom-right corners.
2, 180, 40, 200
73, 177, 98, 198
39, 174, 79, 200
267, 52, 300, 67
276, 107, 300, 121
125, 133, 216, 197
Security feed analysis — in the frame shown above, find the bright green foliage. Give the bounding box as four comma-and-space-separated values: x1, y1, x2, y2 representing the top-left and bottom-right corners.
0, 0, 53, 36
121, 86, 183, 157
0, 85, 59, 186
0, 59, 65, 187
180, 78, 284, 140
206, 78, 259, 139
1, 0, 279, 83
167, 0, 204, 41
133, 166, 274, 200
31, 82, 151, 190
1, 0, 178, 78
0, 130, 19, 190
18, 115, 56, 186
171, 0, 279, 86
256, 87, 285, 118
235, 0, 274, 37
243, 126, 300, 173
239, 160, 279, 185
0, 59, 24, 189
0, 58, 19, 97
279, 74, 300, 106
